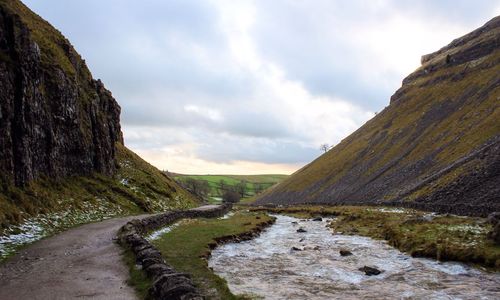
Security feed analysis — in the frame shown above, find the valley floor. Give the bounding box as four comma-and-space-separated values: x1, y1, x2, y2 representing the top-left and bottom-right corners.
0, 204, 497, 300
142, 205, 499, 299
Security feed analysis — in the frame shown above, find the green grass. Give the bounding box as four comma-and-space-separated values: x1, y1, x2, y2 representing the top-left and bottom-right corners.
123, 249, 152, 299
152, 211, 274, 299
173, 174, 287, 199
251, 205, 500, 270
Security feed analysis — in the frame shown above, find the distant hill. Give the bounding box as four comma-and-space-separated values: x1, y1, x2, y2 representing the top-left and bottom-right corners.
0, 0, 199, 231
255, 16, 500, 216
172, 174, 288, 202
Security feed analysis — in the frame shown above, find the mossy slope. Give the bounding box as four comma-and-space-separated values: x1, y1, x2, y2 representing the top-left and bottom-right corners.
255, 17, 500, 216
0, 144, 200, 260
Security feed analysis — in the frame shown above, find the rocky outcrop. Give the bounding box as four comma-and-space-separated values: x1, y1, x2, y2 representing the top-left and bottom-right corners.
487, 212, 500, 244
0, 0, 122, 186
255, 16, 500, 217
118, 204, 233, 300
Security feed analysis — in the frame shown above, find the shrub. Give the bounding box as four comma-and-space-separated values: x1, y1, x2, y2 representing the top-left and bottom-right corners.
222, 190, 240, 203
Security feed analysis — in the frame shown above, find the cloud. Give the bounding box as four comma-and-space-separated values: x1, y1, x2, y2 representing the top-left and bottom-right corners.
23, 0, 499, 174
250, 0, 499, 111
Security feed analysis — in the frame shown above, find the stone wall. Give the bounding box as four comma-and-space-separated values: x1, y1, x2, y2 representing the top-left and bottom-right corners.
117, 204, 232, 300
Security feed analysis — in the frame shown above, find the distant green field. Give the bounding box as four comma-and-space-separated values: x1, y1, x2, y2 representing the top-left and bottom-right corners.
173, 174, 288, 202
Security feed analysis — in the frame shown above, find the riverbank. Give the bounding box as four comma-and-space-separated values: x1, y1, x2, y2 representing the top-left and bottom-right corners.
251, 205, 500, 270
210, 214, 500, 299
150, 211, 274, 299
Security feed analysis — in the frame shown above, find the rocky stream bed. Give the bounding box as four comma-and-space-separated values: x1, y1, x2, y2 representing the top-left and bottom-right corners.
209, 215, 500, 299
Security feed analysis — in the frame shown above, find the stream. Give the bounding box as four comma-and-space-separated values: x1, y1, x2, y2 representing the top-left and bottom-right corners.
208, 215, 500, 299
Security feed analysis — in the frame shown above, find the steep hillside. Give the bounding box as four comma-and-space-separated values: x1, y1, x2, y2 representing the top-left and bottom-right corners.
0, 0, 199, 242
255, 16, 500, 216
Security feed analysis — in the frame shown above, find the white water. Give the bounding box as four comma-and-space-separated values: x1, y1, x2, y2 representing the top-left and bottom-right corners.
209, 215, 500, 299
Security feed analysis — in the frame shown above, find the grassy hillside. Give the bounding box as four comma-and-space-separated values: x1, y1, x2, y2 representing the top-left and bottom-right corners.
255, 17, 500, 216
173, 174, 287, 200
0, 144, 200, 260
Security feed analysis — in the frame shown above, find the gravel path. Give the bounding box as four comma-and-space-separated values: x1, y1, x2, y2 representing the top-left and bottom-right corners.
0, 214, 149, 300
0, 205, 221, 300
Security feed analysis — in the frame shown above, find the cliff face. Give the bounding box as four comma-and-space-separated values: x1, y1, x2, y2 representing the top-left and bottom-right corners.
0, 0, 122, 186
255, 16, 500, 216
0, 0, 200, 231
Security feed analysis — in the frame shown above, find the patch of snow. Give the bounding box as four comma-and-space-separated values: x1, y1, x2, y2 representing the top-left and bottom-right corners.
219, 211, 235, 220
446, 224, 486, 235
0, 198, 126, 261
146, 223, 180, 241
370, 207, 408, 214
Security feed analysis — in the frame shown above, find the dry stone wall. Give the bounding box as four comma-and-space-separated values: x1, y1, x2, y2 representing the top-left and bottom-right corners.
118, 204, 232, 300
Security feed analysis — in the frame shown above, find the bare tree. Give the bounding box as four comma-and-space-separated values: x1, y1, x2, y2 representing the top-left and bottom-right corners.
183, 178, 210, 200
320, 143, 330, 153
253, 182, 265, 195
218, 179, 227, 196
235, 180, 248, 198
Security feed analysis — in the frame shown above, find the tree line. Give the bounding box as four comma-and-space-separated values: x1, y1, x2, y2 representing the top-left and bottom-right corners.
176, 178, 270, 203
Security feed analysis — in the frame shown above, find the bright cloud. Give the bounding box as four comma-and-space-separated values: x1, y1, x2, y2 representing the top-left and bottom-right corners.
23, 0, 499, 174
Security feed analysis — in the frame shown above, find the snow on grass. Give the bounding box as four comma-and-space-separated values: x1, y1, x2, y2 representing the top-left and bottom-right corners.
219, 211, 235, 220
0, 197, 126, 261
146, 222, 180, 241
369, 207, 409, 214
445, 224, 487, 235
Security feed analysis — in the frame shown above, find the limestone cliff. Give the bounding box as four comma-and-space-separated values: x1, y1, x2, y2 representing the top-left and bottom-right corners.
0, 0, 122, 186
0, 0, 199, 230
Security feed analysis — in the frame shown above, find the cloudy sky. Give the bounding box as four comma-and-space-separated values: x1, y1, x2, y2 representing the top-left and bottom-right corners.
24, 0, 500, 174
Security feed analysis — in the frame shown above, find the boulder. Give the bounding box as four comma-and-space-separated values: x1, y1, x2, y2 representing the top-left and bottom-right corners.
291, 246, 302, 251
296, 228, 307, 233
312, 217, 323, 221
359, 266, 382, 276
487, 212, 500, 225
488, 222, 500, 244
486, 212, 500, 244
339, 249, 353, 256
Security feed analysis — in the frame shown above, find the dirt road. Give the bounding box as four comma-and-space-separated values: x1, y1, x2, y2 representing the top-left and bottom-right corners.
0, 215, 147, 300
0, 205, 223, 300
